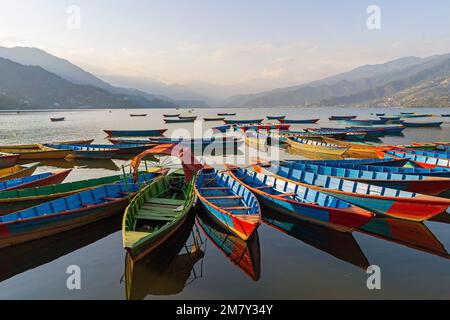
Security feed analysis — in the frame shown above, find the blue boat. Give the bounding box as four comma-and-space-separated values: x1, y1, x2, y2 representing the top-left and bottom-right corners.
63, 144, 153, 155
0, 169, 71, 192
276, 161, 450, 196
45, 144, 120, 159
0, 172, 161, 248
379, 150, 450, 168
267, 115, 286, 120
349, 125, 405, 135
396, 148, 450, 159
345, 119, 375, 125
255, 162, 450, 221
195, 168, 261, 240
317, 127, 384, 137
225, 165, 374, 232
282, 158, 410, 167
279, 119, 320, 124
403, 121, 443, 128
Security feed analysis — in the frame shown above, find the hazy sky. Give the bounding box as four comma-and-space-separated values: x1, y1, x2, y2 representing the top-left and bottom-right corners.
1, 0, 449, 87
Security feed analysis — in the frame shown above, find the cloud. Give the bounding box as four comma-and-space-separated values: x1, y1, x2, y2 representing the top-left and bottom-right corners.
261, 66, 285, 79
176, 41, 201, 52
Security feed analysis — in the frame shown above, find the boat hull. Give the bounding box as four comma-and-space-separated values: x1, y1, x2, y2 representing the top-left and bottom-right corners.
286, 138, 349, 156
0, 154, 19, 168
104, 129, 167, 137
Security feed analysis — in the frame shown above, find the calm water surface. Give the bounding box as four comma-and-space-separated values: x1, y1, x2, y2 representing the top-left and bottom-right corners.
0, 107, 449, 300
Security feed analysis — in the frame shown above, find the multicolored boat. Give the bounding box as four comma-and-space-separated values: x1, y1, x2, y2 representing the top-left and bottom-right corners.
286, 137, 349, 156
281, 158, 410, 167
0, 171, 162, 214
329, 116, 357, 121
103, 129, 168, 137
280, 159, 450, 177
0, 169, 71, 193
195, 168, 261, 240
320, 137, 377, 157
48, 143, 154, 156
237, 123, 291, 132
0, 162, 40, 181
0, 139, 95, 150
279, 119, 320, 124
0, 174, 157, 249
255, 162, 450, 221
226, 165, 374, 232
279, 161, 450, 196
197, 213, 261, 281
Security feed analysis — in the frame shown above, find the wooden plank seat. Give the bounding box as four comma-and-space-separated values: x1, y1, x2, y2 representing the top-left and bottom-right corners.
253, 185, 272, 190
145, 198, 185, 206
101, 197, 122, 201
136, 208, 181, 221
276, 193, 297, 198
222, 206, 251, 211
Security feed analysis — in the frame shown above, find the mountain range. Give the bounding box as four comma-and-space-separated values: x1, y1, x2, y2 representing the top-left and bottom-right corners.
0, 46, 448, 109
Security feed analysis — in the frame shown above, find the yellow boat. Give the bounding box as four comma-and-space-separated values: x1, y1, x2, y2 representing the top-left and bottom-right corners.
0, 146, 74, 160
320, 137, 378, 157
286, 137, 349, 156
0, 162, 40, 181
0, 139, 94, 150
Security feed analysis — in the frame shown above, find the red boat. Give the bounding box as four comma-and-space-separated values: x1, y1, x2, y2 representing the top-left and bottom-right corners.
238, 123, 291, 131
0, 153, 20, 168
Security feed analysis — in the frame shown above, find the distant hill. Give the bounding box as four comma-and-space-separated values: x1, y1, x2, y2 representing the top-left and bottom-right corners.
224, 54, 450, 107
0, 57, 178, 109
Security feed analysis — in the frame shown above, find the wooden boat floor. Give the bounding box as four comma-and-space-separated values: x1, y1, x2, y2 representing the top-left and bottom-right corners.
145, 198, 185, 206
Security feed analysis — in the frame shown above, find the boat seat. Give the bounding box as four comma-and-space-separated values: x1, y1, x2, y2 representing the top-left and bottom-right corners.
253, 185, 272, 189
101, 197, 121, 201
277, 193, 297, 198
146, 198, 185, 206
198, 187, 230, 190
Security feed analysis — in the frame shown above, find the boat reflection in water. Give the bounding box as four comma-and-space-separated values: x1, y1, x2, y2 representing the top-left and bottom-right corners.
124, 214, 205, 300
263, 210, 370, 269
0, 216, 121, 283
196, 211, 261, 281
358, 216, 450, 260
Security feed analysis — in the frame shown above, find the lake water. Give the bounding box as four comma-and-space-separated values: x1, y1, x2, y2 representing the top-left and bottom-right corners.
0, 106, 449, 300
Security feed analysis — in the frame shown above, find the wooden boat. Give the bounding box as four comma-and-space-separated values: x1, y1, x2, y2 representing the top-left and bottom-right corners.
123, 144, 203, 262
403, 121, 443, 128
50, 143, 154, 156
441, 114, 450, 117
281, 158, 410, 167
376, 113, 386, 116
399, 113, 431, 118
394, 147, 450, 159
256, 162, 450, 221
281, 159, 450, 177
103, 129, 168, 137
329, 116, 357, 121
0, 171, 163, 215
203, 117, 226, 122
178, 116, 198, 120
267, 115, 286, 120
0, 139, 94, 150
0, 153, 19, 168
0, 147, 74, 160
195, 168, 261, 240
0, 215, 121, 283
349, 125, 405, 135
130, 114, 148, 117
345, 119, 375, 125
148, 137, 243, 152
163, 113, 181, 118
358, 216, 450, 260
197, 213, 261, 281
315, 127, 385, 137
281, 161, 450, 196
279, 119, 320, 124
0, 162, 39, 181
218, 113, 236, 116
224, 119, 264, 125
0, 169, 71, 193
123, 172, 196, 262
124, 214, 204, 300
226, 165, 373, 232
212, 125, 232, 133
286, 137, 349, 156
400, 112, 415, 115
0, 175, 158, 249
164, 118, 197, 123
44, 144, 120, 160
263, 211, 369, 269
50, 117, 65, 122
377, 149, 450, 169
108, 138, 151, 145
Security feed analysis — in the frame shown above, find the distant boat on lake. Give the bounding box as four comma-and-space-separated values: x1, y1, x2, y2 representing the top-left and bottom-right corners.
50, 117, 65, 122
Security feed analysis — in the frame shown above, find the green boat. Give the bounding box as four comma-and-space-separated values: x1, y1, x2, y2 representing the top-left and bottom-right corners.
0, 171, 158, 214
122, 170, 196, 262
